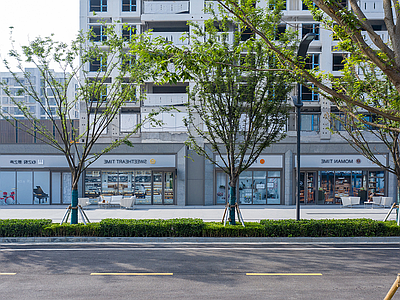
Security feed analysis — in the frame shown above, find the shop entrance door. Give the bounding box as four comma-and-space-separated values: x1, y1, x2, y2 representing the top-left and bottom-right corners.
300, 172, 316, 204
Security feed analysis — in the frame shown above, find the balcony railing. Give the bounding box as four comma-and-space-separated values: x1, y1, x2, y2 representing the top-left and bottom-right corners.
150, 32, 189, 45
144, 93, 188, 106
143, 1, 189, 14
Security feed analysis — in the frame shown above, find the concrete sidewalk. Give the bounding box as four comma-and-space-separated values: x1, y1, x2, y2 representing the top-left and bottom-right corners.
0, 204, 397, 223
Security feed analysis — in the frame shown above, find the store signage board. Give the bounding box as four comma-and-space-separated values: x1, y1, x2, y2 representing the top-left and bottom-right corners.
295, 154, 387, 168
0, 155, 69, 168
215, 155, 283, 168
88, 155, 176, 168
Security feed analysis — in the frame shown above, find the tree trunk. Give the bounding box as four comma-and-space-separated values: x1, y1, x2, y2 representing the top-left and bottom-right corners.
70, 174, 79, 224
229, 177, 237, 225
397, 179, 400, 223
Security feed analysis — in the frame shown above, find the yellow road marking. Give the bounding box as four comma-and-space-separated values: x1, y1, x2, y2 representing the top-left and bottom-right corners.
90, 273, 173, 276
246, 273, 322, 276
0, 273, 16, 275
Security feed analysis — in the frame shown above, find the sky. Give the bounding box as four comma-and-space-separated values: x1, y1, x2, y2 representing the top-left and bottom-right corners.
0, 0, 80, 72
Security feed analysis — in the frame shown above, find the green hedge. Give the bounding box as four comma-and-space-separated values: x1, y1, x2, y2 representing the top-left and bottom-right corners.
0, 219, 52, 237
0, 218, 399, 237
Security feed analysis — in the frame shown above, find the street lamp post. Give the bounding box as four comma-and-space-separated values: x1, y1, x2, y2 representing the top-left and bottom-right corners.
295, 33, 317, 221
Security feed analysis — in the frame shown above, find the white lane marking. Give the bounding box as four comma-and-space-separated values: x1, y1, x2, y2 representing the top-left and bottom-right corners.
0, 247, 398, 251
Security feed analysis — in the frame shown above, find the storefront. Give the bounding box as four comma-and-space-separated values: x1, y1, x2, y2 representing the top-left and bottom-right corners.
215, 155, 283, 205
0, 155, 71, 205
85, 155, 176, 205
296, 154, 387, 204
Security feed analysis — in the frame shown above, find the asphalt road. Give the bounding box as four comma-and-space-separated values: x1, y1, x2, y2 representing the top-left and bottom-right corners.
0, 242, 399, 300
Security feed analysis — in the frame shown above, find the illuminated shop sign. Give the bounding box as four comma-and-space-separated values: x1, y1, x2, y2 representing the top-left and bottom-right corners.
215, 155, 283, 168
89, 155, 176, 168
0, 155, 69, 168
295, 154, 387, 168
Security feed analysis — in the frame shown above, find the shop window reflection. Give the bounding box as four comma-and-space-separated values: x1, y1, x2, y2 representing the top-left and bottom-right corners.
153, 172, 163, 204
164, 172, 174, 204
135, 170, 152, 204
239, 171, 253, 204
216, 172, 227, 204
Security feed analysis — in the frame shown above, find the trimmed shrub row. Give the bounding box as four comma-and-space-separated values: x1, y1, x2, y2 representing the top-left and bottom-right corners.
0, 218, 399, 238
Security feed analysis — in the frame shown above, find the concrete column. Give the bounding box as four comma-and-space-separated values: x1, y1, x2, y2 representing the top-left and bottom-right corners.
284, 150, 293, 205
204, 145, 214, 206
176, 145, 187, 206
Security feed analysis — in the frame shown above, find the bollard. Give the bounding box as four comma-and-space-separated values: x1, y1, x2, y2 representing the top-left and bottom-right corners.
384, 274, 400, 300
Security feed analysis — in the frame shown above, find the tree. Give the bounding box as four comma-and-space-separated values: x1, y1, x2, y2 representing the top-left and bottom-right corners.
0, 24, 157, 224
215, 0, 400, 219
179, 18, 293, 224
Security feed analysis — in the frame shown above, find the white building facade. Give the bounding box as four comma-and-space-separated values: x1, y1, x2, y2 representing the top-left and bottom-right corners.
0, 0, 393, 206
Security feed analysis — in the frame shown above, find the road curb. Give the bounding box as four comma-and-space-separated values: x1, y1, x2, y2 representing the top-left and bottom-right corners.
1, 236, 399, 244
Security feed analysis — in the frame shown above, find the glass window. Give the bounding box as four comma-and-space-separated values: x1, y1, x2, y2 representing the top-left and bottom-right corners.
119, 171, 133, 196
302, 24, 320, 40
253, 171, 267, 204
239, 171, 253, 204
267, 176, 281, 204
85, 170, 101, 198
0, 171, 16, 205
164, 172, 174, 204
368, 171, 385, 200
62, 173, 72, 204
90, 0, 107, 12
17, 172, 32, 204
33, 171, 50, 204
333, 53, 347, 71
301, 114, 320, 131
305, 54, 319, 70
300, 84, 319, 101
122, 0, 137, 12
335, 170, 351, 204
135, 170, 152, 204
153, 172, 163, 204
320, 171, 334, 203
122, 26, 136, 41
216, 172, 227, 204
90, 25, 107, 42
102, 170, 119, 195
52, 172, 61, 204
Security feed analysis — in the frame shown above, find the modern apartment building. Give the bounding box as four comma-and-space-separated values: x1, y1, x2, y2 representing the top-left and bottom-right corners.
0, 68, 79, 120
0, 0, 394, 206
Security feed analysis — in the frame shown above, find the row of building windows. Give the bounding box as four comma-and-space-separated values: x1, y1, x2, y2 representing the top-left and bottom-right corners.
90, 0, 136, 12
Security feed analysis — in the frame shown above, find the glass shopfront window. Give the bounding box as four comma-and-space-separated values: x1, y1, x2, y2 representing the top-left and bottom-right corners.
0, 171, 16, 205
318, 170, 384, 204
217, 170, 282, 205
216, 172, 227, 204
0, 170, 67, 205
84, 169, 175, 204
164, 172, 174, 204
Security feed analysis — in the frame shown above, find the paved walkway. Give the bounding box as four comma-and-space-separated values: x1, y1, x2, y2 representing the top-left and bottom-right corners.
0, 204, 397, 223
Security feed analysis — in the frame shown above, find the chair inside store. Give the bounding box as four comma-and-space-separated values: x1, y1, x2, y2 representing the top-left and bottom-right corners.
33, 186, 49, 204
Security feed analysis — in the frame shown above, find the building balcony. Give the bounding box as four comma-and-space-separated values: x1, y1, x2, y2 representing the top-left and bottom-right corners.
150, 32, 189, 45
143, 93, 188, 106
143, 1, 190, 14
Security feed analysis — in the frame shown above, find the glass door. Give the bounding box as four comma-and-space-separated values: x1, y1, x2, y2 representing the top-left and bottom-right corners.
135, 170, 152, 204
52, 172, 61, 204
216, 172, 227, 204
306, 172, 316, 204
153, 172, 163, 204
17, 171, 32, 204
239, 171, 252, 204
164, 172, 174, 204
253, 171, 266, 204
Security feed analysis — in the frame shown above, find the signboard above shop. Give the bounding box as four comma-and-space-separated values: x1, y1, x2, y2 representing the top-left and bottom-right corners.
215, 155, 283, 168
0, 155, 70, 168
295, 154, 387, 168
88, 155, 176, 168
